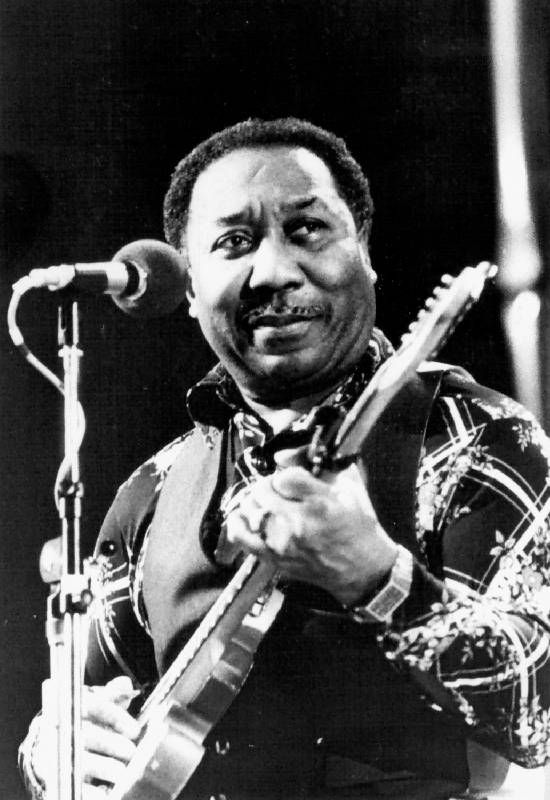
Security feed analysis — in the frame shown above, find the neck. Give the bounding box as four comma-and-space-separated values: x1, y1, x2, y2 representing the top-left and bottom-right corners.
241, 383, 340, 433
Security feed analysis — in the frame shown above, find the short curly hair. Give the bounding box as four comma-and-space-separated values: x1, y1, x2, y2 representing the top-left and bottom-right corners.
163, 117, 374, 249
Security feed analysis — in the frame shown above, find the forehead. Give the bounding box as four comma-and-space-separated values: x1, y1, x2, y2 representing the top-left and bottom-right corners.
187, 146, 344, 224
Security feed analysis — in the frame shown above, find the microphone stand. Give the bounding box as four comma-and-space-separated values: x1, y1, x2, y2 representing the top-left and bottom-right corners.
489, 0, 545, 422
41, 293, 91, 800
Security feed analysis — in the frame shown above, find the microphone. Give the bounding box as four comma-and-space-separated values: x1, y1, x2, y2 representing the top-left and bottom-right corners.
26, 239, 188, 318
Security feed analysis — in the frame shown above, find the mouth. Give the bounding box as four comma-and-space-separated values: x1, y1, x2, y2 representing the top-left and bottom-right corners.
241, 303, 326, 329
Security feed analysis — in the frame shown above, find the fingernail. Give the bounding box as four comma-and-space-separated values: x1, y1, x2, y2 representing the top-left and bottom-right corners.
121, 689, 141, 701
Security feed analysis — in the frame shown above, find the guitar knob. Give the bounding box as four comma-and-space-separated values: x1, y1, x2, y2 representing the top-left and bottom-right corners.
214, 739, 231, 756
99, 539, 117, 557
249, 451, 271, 474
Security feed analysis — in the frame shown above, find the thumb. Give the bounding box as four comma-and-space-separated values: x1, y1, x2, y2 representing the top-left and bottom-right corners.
273, 446, 311, 469
271, 465, 320, 500
103, 676, 139, 708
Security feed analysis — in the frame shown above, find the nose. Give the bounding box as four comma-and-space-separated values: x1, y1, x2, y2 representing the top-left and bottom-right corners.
247, 234, 304, 292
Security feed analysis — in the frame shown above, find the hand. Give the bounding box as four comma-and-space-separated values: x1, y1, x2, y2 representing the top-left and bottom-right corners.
225, 462, 398, 606
33, 676, 141, 799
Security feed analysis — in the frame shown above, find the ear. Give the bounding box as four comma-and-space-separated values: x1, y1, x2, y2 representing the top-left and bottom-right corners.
179, 244, 198, 319
176, 242, 197, 318
185, 269, 198, 319
358, 232, 377, 284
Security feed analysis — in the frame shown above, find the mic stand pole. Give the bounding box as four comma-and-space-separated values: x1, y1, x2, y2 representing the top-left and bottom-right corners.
489, 0, 545, 421
42, 293, 90, 800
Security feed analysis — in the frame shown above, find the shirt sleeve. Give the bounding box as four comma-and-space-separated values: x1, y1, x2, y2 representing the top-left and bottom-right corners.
18, 713, 46, 800
86, 434, 191, 688
378, 386, 550, 767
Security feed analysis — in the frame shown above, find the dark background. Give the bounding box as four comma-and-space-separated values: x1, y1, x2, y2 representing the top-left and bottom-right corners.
0, 0, 538, 795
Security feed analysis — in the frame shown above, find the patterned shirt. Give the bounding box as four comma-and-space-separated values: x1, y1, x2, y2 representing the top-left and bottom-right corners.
389, 388, 550, 766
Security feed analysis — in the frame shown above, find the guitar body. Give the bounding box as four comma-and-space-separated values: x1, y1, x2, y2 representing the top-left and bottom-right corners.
112, 716, 204, 800
110, 558, 283, 800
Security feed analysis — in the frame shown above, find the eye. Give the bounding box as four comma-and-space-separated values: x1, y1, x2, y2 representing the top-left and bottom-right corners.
287, 218, 327, 243
212, 231, 253, 257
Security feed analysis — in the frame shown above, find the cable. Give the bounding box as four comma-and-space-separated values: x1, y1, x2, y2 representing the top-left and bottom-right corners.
8, 278, 86, 509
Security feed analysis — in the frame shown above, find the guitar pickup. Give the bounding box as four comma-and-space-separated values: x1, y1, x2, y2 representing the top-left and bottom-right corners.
249, 592, 270, 617
248, 578, 280, 618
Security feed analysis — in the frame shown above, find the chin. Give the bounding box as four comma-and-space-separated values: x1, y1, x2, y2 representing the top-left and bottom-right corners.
222, 330, 372, 401
240, 354, 345, 402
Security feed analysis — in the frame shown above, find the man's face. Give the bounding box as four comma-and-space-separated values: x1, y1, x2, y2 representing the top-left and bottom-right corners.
184, 145, 377, 403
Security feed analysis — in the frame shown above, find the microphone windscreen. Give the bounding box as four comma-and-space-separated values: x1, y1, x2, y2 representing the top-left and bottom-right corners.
112, 239, 187, 318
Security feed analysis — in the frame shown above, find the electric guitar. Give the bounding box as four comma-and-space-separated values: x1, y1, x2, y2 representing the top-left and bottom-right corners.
109, 261, 497, 800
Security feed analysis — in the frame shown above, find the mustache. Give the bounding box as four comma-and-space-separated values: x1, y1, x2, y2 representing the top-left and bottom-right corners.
238, 299, 326, 325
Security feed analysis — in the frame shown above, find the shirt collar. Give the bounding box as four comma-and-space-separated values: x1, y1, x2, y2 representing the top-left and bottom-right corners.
186, 327, 394, 432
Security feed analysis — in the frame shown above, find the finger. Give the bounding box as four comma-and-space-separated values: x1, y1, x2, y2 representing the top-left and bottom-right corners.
103, 676, 139, 708
245, 503, 270, 535
270, 467, 322, 500
83, 751, 128, 786
229, 505, 297, 562
83, 691, 141, 740
213, 523, 243, 566
83, 719, 137, 762
229, 489, 273, 537
332, 464, 379, 516
259, 513, 293, 556
225, 512, 267, 554
84, 785, 111, 800
273, 446, 311, 469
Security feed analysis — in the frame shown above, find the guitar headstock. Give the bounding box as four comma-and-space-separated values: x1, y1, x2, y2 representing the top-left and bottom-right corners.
332, 261, 498, 460
398, 261, 498, 360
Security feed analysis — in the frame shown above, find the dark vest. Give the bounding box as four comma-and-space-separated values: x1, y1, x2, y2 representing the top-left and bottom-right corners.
142, 372, 470, 800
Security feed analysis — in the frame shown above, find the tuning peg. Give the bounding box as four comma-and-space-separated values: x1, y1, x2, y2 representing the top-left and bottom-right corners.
440, 274, 453, 285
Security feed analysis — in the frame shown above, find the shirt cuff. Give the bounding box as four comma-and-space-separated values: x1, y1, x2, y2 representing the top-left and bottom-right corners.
388, 557, 453, 629
347, 544, 414, 623
18, 713, 46, 800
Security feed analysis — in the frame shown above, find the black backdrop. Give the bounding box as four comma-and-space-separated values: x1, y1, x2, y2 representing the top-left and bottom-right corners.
0, 1, 513, 795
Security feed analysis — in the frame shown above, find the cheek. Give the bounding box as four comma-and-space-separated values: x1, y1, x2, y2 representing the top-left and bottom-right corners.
191, 266, 242, 314
321, 247, 374, 296
190, 270, 249, 353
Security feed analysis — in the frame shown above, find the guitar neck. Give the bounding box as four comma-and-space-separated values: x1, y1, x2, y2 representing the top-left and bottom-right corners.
137, 555, 278, 727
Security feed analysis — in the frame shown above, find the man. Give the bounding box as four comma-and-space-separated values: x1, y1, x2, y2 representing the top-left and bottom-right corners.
20, 118, 550, 799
